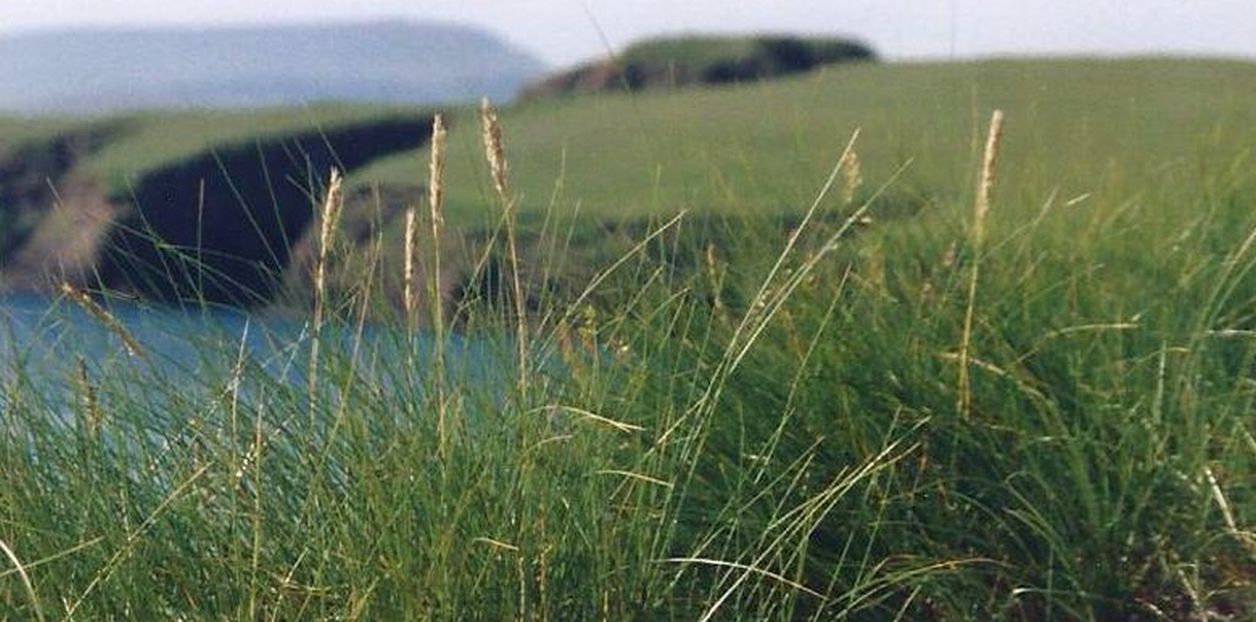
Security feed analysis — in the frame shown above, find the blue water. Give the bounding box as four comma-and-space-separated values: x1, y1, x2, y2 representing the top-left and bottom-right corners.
0, 293, 542, 506
0, 293, 513, 402
2, 294, 547, 450
1, 292, 304, 382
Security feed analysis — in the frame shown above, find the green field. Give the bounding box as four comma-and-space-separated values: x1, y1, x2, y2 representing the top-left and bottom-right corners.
359, 58, 1256, 222
2, 58, 1256, 619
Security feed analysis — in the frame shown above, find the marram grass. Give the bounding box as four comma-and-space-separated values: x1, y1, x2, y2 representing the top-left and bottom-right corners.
3, 72, 1256, 620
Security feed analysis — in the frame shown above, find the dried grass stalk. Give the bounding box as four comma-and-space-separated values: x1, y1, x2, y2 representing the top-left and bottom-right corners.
429, 114, 447, 227
958, 110, 1006, 419
480, 98, 528, 396
428, 113, 448, 335
314, 169, 345, 318
428, 114, 450, 455
972, 109, 1005, 245
403, 207, 419, 328
309, 169, 344, 408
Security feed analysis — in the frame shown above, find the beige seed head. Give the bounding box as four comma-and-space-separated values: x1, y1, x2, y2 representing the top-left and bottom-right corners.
318, 169, 344, 259
480, 98, 510, 202
428, 114, 447, 228
403, 206, 419, 322
973, 109, 1005, 245
308, 169, 343, 410
314, 169, 344, 310
840, 149, 863, 206
957, 109, 1006, 420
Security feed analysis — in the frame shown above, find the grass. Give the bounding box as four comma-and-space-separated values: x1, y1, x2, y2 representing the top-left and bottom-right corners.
617, 34, 768, 66
0, 103, 426, 193
615, 33, 873, 67
2, 57, 1256, 619
357, 58, 1256, 224
82, 105, 428, 189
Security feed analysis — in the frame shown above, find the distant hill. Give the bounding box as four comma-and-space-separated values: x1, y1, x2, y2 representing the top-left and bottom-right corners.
0, 21, 547, 114
521, 34, 875, 100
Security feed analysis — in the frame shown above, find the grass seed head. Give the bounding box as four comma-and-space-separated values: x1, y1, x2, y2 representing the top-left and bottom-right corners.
840, 149, 864, 206
314, 168, 344, 312
404, 206, 419, 322
480, 98, 510, 202
318, 169, 345, 262
429, 114, 447, 228
973, 109, 1006, 244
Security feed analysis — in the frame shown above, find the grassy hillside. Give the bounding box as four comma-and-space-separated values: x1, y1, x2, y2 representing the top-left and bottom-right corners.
2, 58, 1256, 619
618, 34, 770, 66
25, 105, 426, 187
519, 34, 875, 100
6, 57, 1252, 212
9, 57, 1253, 232
2, 104, 428, 193
361, 58, 1256, 223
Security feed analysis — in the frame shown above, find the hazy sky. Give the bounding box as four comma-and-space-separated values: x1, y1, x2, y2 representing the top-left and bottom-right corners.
3, 1, 1253, 66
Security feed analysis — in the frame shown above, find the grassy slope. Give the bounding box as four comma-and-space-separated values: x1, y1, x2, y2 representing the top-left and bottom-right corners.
0, 118, 83, 152
7, 58, 1253, 219
83, 105, 429, 192
9, 58, 1253, 227
0, 104, 424, 191
618, 35, 766, 66
356, 58, 1256, 224
3, 59, 1256, 619
613, 34, 872, 66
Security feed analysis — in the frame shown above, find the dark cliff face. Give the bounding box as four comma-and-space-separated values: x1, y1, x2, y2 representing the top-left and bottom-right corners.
99, 116, 433, 306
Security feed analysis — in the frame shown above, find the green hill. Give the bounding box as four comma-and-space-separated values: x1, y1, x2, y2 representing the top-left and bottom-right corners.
519, 34, 875, 99
364, 58, 1256, 222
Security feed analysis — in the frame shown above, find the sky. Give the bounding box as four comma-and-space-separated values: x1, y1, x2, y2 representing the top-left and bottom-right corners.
2, 0, 1254, 66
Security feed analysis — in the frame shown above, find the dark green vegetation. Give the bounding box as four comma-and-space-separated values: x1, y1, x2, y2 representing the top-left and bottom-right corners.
519, 34, 875, 99
0, 21, 545, 114
2, 58, 1256, 619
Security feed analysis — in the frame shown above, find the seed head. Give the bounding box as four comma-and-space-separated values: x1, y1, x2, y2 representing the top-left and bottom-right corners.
480, 98, 510, 202
428, 114, 447, 228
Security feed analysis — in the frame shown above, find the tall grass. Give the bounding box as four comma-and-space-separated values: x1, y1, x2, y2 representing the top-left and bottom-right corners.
958, 109, 1005, 419
1, 95, 1255, 622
